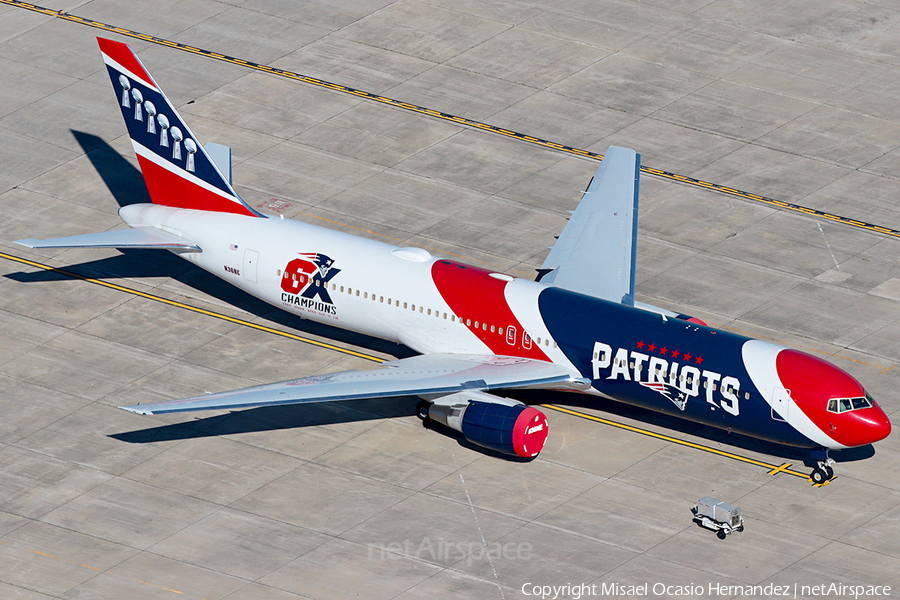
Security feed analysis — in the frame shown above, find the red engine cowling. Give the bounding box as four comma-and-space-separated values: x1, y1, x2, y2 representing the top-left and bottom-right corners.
426, 396, 549, 458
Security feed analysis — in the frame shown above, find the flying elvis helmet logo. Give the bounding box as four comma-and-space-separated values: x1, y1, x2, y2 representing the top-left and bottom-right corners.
281, 253, 341, 314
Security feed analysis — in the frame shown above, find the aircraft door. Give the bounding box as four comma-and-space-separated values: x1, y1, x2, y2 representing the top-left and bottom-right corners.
243, 249, 259, 283
771, 387, 790, 422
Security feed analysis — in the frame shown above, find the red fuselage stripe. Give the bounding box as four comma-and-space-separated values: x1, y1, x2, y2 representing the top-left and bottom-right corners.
431, 260, 549, 361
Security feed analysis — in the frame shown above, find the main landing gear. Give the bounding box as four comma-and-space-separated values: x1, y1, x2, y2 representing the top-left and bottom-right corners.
809, 450, 836, 484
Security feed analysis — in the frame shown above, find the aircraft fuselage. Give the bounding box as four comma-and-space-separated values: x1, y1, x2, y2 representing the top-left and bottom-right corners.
120, 203, 890, 452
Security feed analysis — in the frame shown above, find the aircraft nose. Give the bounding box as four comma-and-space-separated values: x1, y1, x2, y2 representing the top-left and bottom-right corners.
776, 349, 890, 448
844, 402, 891, 446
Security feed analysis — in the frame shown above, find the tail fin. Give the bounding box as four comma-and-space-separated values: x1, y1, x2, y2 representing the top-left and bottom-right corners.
97, 37, 261, 217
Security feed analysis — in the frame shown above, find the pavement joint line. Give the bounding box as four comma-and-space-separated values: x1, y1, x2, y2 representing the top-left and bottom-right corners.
5, 0, 900, 241
10, 539, 210, 599
0, 249, 805, 481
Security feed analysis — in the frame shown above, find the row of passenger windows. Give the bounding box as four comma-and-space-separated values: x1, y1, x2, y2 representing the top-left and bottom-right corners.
280, 270, 557, 349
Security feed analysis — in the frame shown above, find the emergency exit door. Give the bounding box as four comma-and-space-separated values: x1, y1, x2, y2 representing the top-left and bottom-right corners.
771, 387, 791, 422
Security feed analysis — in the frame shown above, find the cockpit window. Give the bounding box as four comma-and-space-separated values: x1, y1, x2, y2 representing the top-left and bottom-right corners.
827, 395, 874, 413
852, 396, 873, 410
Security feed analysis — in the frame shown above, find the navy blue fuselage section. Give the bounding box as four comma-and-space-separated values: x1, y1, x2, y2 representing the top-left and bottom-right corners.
538, 287, 813, 448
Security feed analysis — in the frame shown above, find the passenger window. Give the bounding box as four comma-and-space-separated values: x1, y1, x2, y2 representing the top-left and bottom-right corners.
427, 309, 432, 316
474, 321, 479, 328
467, 319, 472, 326
490, 325, 495, 333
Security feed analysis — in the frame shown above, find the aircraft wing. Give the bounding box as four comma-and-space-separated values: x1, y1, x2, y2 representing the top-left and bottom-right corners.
538, 146, 641, 305
119, 354, 591, 415
15, 226, 201, 252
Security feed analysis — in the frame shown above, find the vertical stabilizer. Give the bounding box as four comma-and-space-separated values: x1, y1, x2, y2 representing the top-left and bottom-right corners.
97, 37, 261, 217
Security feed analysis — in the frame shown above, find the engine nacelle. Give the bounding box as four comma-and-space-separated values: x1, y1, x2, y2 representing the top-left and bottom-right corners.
425, 392, 549, 458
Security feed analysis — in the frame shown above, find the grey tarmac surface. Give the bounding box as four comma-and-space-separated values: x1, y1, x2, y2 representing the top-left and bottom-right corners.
1, 1, 899, 598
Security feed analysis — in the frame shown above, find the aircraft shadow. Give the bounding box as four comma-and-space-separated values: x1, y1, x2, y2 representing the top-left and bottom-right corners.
71, 130, 153, 207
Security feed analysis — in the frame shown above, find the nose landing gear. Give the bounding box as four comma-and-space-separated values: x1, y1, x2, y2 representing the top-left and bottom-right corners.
809, 450, 836, 485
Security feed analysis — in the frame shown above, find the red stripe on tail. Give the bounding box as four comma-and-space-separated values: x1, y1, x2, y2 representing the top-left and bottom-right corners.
135, 154, 257, 216
97, 38, 156, 89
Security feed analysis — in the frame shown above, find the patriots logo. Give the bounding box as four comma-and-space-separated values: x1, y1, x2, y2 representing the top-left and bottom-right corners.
300, 253, 336, 279
640, 381, 689, 411
280, 253, 341, 304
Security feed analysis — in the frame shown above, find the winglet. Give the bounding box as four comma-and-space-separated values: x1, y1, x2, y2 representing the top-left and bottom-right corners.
539, 146, 641, 304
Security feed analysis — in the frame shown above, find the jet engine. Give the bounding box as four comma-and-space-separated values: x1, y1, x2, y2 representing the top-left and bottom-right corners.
419, 391, 549, 458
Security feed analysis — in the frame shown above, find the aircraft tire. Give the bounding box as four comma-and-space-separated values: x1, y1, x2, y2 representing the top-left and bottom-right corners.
811, 467, 827, 484
825, 466, 834, 480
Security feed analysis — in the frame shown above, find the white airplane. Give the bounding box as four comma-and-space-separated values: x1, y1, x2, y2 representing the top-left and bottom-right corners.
17, 38, 891, 483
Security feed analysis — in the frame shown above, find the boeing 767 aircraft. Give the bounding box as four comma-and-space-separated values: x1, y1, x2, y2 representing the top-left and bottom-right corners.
16, 38, 891, 484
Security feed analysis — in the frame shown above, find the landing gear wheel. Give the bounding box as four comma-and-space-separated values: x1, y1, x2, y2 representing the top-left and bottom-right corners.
811, 467, 827, 484
825, 466, 834, 480
716, 529, 727, 540
416, 401, 431, 421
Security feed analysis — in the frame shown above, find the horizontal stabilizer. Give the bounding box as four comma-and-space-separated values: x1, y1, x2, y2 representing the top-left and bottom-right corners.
16, 226, 201, 252
120, 354, 589, 415
539, 146, 640, 305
